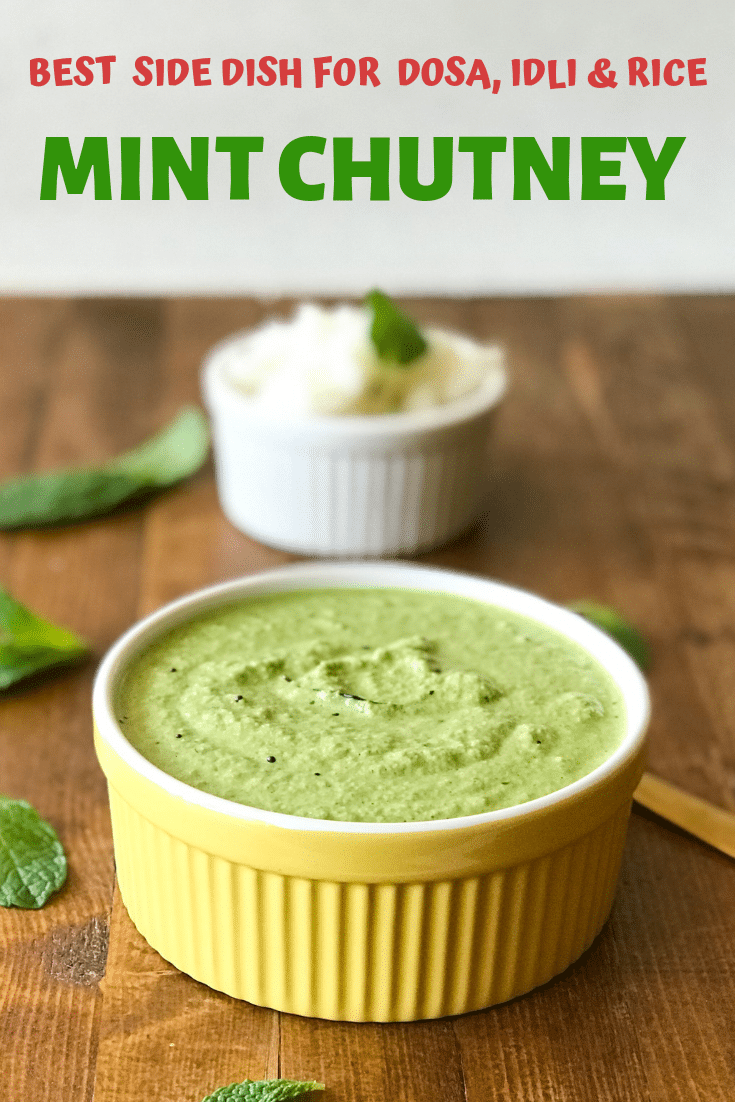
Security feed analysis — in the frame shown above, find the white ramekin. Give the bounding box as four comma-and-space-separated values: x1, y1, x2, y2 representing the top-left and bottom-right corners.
201, 332, 507, 556
93, 562, 649, 1022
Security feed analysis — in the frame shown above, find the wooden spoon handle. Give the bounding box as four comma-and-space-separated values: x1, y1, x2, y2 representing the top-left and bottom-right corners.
634, 772, 735, 860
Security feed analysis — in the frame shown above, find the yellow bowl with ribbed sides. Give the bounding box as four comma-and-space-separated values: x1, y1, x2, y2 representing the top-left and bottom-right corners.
93, 562, 649, 1022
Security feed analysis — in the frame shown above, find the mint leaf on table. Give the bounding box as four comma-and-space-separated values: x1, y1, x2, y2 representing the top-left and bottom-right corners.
0, 796, 67, 908
107, 405, 209, 485
568, 601, 650, 672
0, 405, 209, 529
366, 289, 428, 365
200, 1080, 324, 1102
0, 587, 89, 690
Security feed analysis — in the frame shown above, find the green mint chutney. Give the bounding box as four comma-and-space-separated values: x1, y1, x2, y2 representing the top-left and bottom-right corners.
117, 588, 625, 823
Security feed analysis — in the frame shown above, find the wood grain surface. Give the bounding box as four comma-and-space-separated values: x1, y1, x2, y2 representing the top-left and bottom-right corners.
1, 295, 733, 1102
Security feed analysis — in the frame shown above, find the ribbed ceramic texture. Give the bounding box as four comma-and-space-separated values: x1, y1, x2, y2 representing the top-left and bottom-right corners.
216, 439, 489, 556
109, 785, 631, 1022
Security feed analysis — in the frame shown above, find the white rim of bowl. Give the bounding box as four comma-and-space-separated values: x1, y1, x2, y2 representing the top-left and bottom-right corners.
201, 328, 508, 437
93, 562, 650, 836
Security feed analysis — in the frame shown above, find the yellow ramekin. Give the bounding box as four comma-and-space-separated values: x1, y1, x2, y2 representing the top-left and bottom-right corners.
93, 562, 649, 1022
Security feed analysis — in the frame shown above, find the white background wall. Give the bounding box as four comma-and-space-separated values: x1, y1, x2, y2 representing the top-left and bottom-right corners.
2, 1, 732, 295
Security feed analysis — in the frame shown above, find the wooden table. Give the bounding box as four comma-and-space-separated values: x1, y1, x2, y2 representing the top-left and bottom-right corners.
1, 295, 734, 1102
